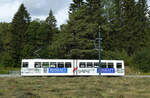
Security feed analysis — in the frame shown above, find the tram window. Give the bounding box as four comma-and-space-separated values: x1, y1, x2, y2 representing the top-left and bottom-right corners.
34, 62, 41, 68
101, 63, 106, 68
108, 63, 114, 68
117, 63, 122, 68
22, 62, 28, 68
79, 62, 86, 68
87, 62, 93, 68
58, 62, 64, 68
65, 62, 71, 68
94, 62, 99, 68
50, 62, 56, 68
42, 62, 49, 68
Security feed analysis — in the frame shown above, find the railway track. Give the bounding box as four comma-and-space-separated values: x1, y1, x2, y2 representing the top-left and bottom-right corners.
125, 75, 150, 78
0, 74, 21, 77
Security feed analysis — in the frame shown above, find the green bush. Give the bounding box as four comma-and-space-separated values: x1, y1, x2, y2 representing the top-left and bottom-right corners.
132, 48, 150, 73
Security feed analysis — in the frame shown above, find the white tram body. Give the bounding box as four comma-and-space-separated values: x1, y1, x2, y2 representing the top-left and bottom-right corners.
21, 59, 125, 76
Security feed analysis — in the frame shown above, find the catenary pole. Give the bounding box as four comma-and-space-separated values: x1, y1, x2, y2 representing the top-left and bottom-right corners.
98, 26, 101, 76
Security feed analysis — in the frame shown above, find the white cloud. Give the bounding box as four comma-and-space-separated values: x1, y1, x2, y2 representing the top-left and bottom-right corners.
55, 7, 69, 27
32, 15, 47, 21
0, 0, 22, 22
23, 0, 70, 16
148, 0, 150, 6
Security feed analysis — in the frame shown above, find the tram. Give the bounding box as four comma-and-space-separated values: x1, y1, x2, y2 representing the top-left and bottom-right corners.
21, 59, 125, 76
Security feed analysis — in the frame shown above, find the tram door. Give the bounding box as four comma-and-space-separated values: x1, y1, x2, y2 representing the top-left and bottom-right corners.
72, 60, 77, 75
64, 61, 74, 75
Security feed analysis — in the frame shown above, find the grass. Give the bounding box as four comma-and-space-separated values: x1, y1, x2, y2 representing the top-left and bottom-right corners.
0, 77, 150, 98
125, 66, 150, 75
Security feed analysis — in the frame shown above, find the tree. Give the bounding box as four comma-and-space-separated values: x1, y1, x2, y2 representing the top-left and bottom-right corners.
50, 0, 106, 59
134, 0, 149, 48
0, 23, 13, 67
45, 9, 58, 43
45, 10, 59, 58
46, 10, 57, 30
10, 4, 30, 67
22, 20, 40, 59
36, 21, 51, 58
69, 0, 84, 13
102, 0, 124, 51
23, 20, 53, 59
23, 10, 58, 59
121, 0, 149, 55
0, 23, 3, 54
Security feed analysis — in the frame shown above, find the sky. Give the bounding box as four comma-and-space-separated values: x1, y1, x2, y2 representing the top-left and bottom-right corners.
0, 0, 150, 27
0, 0, 72, 27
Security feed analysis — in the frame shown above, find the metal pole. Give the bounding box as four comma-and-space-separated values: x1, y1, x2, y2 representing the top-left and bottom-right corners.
98, 27, 101, 76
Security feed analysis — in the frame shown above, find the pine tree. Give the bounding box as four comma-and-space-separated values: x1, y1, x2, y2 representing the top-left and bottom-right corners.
69, 0, 84, 13
50, 0, 106, 59
0, 23, 12, 67
102, 0, 115, 20
0, 24, 3, 54
86, 0, 102, 9
103, 0, 124, 51
23, 20, 40, 59
120, 0, 137, 55
135, 0, 149, 48
10, 4, 30, 67
46, 10, 57, 30
45, 9, 58, 43
36, 21, 51, 58
121, 0, 149, 55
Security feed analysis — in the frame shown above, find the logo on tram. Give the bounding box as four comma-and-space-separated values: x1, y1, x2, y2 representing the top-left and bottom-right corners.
48, 68, 68, 73
97, 68, 115, 73
73, 67, 78, 72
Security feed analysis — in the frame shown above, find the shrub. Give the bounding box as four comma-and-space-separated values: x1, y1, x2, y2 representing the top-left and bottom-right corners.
132, 48, 150, 73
